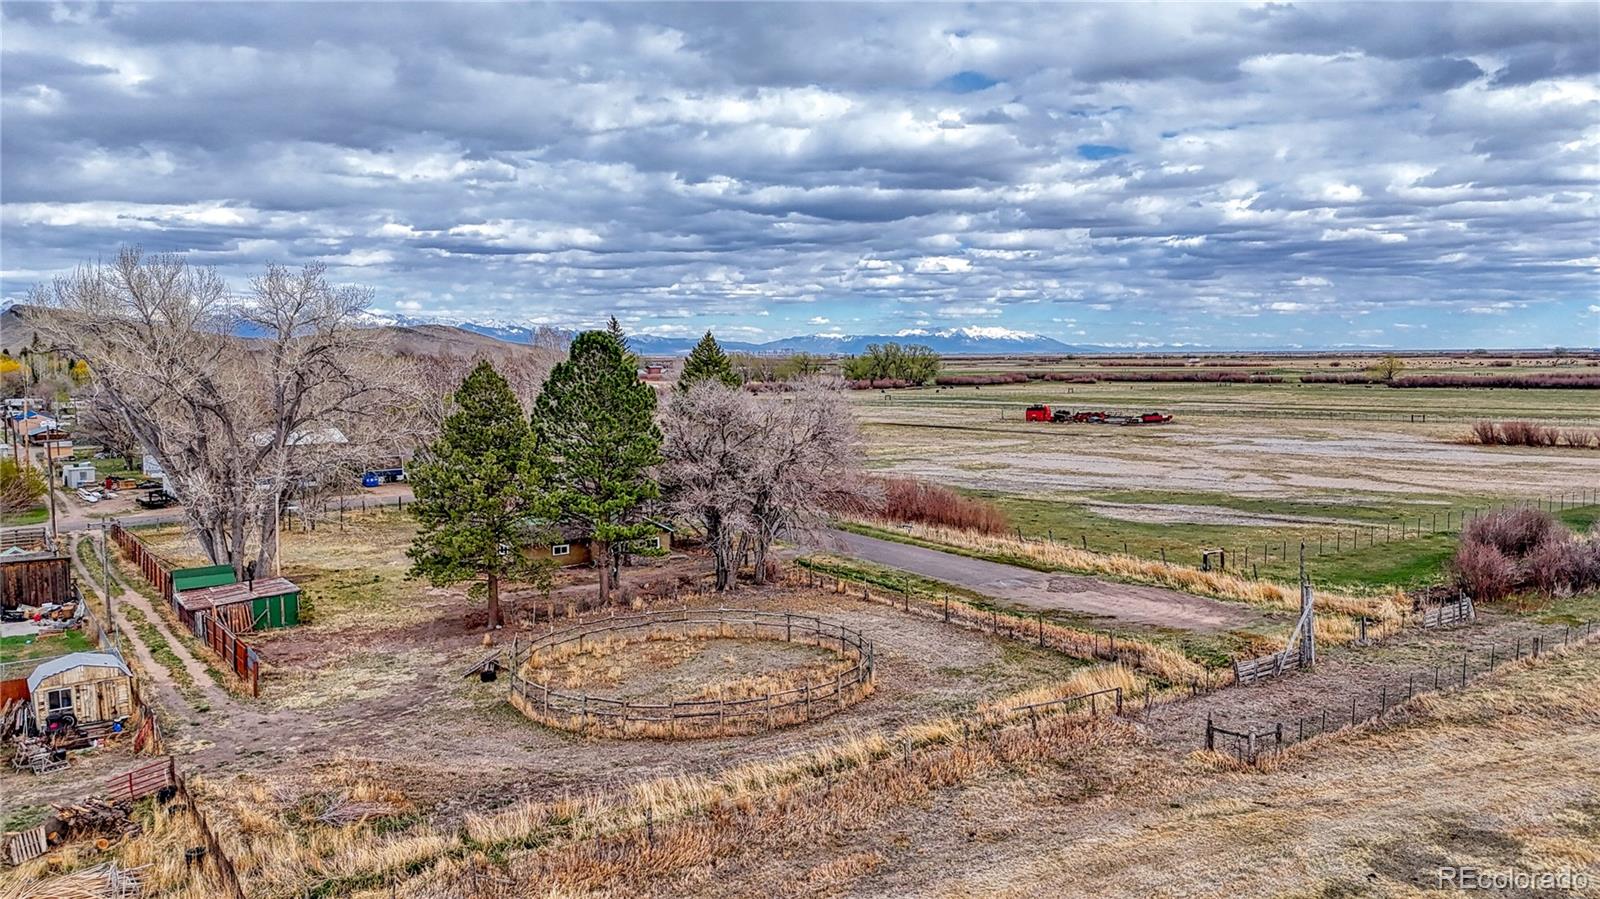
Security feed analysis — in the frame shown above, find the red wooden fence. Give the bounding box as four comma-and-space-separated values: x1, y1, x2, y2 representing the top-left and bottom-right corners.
105, 757, 176, 802
107, 523, 261, 696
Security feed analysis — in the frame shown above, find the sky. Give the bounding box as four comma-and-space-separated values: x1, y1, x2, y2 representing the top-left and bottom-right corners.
2, 2, 1598, 349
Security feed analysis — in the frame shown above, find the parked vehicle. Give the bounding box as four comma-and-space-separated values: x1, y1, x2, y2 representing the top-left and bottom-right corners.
1124, 412, 1174, 425
1072, 410, 1110, 423
1051, 409, 1074, 423
75, 488, 101, 503
1024, 404, 1053, 422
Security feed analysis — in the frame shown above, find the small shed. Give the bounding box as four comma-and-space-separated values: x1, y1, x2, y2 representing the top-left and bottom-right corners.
60, 461, 97, 489
175, 576, 301, 632
27, 652, 133, 727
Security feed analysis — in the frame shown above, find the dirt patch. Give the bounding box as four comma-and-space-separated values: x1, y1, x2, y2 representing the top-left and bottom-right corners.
526, 635, 843, 702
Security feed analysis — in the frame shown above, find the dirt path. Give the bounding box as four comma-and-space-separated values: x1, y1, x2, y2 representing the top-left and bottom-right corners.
817, 528, 1264, 632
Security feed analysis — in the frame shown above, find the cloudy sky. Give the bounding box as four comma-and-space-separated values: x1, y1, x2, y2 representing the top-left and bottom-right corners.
3, 2, 1597, 348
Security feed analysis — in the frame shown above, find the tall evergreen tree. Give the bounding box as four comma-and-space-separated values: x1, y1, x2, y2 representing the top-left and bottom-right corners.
607, 315, 639, 372
407, 361, 548, 630
532, 330, 663, 604
678, 330, 741, 391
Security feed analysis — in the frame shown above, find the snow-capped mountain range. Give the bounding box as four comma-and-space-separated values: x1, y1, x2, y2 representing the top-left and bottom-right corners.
365, 312, 1093, 354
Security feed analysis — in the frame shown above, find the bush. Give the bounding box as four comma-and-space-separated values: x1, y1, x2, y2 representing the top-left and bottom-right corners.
1525, 539, 1600, 595
1389, 373, 1600, 389
1449, 541, 1517, 601
1469, 421, 1500, 444
1461, 508, 1561, 558
871, 477, 1010, 535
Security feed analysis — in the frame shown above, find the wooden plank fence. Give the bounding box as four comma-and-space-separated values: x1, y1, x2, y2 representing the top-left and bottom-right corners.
0, 525, 48, 552
1234, 573, 1316, 686
105, 757, 176, 803
1420, 594, 1475, 628
107, 523, 261, 696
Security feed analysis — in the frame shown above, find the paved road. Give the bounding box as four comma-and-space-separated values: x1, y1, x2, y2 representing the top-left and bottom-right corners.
818, 528, 1265, 633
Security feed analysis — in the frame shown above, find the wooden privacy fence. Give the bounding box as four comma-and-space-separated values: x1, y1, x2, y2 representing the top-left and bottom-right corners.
1233, 574, 1316, 686
107, 523, 261, 696
508, 607, 874, 737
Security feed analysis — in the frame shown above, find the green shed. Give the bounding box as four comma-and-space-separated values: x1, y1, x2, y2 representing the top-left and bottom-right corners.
172, 564, 237, 593
174, 577, 301, 632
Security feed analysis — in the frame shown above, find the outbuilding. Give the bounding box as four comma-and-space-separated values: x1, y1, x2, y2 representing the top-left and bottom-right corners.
175, 576, 301, 632
26, 652, 133, 728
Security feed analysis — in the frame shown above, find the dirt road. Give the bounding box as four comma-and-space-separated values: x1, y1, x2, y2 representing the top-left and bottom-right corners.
818, 529, 1264, 632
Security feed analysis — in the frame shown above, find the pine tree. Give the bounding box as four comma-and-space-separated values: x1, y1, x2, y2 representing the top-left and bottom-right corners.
407, 361, 548, 630
532, 330, 663, 604
678, 330, 741, 391
607, 315, 639, 372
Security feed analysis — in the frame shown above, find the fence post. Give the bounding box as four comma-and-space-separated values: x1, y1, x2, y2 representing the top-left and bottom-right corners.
1205, 714, 1214, 751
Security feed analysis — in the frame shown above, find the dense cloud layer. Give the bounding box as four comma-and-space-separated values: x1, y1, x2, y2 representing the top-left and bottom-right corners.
3, 2, 1597, 347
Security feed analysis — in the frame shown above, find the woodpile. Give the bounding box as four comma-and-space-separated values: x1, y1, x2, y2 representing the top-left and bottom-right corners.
48, 797, 143, 847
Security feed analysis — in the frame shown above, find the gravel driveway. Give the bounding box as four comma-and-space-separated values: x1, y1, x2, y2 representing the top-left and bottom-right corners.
817, 528, 1265, 633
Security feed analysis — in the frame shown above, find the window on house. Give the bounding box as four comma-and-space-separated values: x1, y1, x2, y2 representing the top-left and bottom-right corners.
551, 544, 571, 557
46, 688, 73, 713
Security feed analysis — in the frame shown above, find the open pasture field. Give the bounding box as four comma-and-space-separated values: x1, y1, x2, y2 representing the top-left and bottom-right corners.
850, 371, 1600, 590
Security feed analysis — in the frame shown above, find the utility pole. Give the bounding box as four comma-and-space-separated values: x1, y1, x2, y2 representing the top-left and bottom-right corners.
46, 446, 58, 545
101, 520, 115, 643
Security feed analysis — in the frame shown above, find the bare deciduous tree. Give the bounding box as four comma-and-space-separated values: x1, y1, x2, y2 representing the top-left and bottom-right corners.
662, 377, 873, 589
661, 383, 763, 590
34, 248, 405, 576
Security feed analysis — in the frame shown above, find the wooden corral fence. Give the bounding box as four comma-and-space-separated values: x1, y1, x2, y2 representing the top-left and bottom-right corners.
1233, 574, 1316, 686
107, 523, 261, 696
1420, 594, 1475, 628
507, 607, 874, 736
1206, 618, 1598, 767
794, 562, 1227, 695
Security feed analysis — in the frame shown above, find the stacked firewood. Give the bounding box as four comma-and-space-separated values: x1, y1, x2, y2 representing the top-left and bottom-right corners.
0, 697, 31, 741
48, 798, 143, 847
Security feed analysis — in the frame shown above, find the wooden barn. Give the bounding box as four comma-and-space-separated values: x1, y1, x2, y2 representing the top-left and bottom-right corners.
26, 652, 133, 727
0, 549, 72, 610
175, 577, 301, 632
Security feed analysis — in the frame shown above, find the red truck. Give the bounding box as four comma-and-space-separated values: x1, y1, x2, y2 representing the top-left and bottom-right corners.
1123, 412, 1174, 425
1024, 404, 1053, 422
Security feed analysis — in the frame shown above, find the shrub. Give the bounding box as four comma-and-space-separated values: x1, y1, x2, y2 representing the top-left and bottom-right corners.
1389, 373, 1600, 389
1461, 508, 1561, 558
1449, 541, 1517, 601
1469, 421, 1500, 444
1560, 428, 1597, 449
872, 477, 1010, 535
1525, 539, 1600, 595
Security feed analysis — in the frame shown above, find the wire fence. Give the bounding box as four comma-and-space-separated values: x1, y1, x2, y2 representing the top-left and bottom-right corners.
1205, 618, 1598, 765
1005, 488, 1600, 577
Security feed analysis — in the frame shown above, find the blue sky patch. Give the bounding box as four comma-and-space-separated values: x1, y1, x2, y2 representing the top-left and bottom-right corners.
937, 70, 1000, 93
1077, 144, 1130, 160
